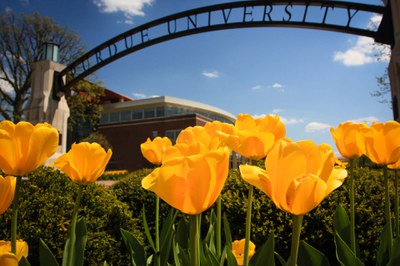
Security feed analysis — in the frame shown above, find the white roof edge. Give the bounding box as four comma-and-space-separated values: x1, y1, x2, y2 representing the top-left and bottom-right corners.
102, 96, 236, 121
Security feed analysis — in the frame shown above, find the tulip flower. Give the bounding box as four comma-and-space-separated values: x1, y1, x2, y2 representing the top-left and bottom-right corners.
0, 240, 28, 262
0, 121, 59, 176
330, 122, 367, 159
360, 121, 400, 166
0, 252, 18, 266
142, 126, 229, 215
232, 239, 256, 266
141, 137, 172, 165
240, 139, 347, 215
216, 114, 285, 160
53, 142, 112, 185
0, 175, 16, 215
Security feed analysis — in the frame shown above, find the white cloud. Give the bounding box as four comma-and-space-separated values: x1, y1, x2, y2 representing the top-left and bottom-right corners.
280, 116, 304, 125
270, 82, 285, 92
202, 71, 219, 78
93, 0, 153, 16
272, 109, 283, 114
132, 92, 159, 99
0, 72, 14, 94
305, 122, 332, 133
333, 15, 390, 66
349, 116, 379, 124
251, 85, 263, 90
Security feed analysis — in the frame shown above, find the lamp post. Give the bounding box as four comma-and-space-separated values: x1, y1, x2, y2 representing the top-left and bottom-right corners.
25, 42, 70, 161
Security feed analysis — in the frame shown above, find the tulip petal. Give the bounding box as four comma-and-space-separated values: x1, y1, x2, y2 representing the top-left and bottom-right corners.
239, 165, 272, 197
286, 174, 327, 215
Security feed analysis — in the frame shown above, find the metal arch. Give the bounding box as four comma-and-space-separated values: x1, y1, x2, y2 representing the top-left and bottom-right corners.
59, 0, 391, 91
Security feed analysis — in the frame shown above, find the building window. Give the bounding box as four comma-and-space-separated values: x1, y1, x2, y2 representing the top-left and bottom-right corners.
152, 131, 158, 138
166, 107, 178, 116
165, 129, 181, 143
144, 108, 155, 118
100, 113, 109, 124
132, 109, 143, 120
156, 107, 165, 117
120, 110, 131, 121
109, 112, 120, 122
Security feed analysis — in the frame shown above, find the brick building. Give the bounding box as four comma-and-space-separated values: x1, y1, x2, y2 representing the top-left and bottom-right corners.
98, 94, 235, 171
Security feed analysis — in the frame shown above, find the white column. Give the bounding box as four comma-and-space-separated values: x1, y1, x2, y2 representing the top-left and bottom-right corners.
25, 60, 70, 161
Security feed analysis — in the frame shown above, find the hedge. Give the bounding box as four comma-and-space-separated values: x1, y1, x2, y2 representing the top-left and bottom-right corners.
0, 166, 143, 266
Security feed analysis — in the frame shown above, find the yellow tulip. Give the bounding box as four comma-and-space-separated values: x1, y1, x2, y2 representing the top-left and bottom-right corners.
0, 240, 28, 262
360, 121, 400, 166
330, 122, 367, 159
216, 114, 286, 160
140, 137, 172, 165
54, 142, 112, 185
142, 126, 230, 215
0, 121, 59, 176
240, 139, 347, 215
231, 239, 256, 266
0, 175, 16, 215
0, 252, 18, 266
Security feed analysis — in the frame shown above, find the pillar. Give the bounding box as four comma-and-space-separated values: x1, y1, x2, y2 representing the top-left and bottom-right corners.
24, 60, 70, 162
389, 0, 400, 121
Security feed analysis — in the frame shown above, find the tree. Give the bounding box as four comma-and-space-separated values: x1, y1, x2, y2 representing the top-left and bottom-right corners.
0, 10, 86, 122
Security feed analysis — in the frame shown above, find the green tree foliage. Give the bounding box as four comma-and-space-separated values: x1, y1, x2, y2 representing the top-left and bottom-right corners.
0, 10, 86, 122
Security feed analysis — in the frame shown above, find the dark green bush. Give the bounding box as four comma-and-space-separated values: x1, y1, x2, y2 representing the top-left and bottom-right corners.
113, 166, 391, 265
0, 166, 143, 266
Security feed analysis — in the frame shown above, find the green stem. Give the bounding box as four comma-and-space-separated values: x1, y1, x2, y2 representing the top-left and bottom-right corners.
155, 195, 160, 266
288, 215, 304, 266
216, 196, 222, 258
349, 159, 356, 254
384, 167, 393, 250
11, 176, 22, 254
243, 185, 254, 266
190, 214, 201, 266
395, 170, 399, 239
65, 185, 84, 266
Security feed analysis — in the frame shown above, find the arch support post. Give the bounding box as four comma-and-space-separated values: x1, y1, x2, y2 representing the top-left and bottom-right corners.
389, 0, 400, 121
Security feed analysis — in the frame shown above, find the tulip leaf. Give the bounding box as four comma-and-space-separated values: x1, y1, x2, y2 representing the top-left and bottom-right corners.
39, 238, 59, 266
103, 262, 108, 266
250, 234, 275, 266
18, 256, 31, 266
297, 240, 330, 266
274, 251, 286, 266
142, 205, 156, 252
334, 231, 364, 266
376, 222, 392, 266
223, 213, 233, 246
387, 236, 400, 266
160, 208, 178, 266
120, 228, 147, 266
202, 242, 219, 266
333, 205, 352, 248
175, 219, 189, 250
224, 245, 238, 266
73, 217, 88, 266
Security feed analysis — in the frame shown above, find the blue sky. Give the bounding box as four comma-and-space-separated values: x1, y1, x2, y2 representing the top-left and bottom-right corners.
1, 0, 392, 152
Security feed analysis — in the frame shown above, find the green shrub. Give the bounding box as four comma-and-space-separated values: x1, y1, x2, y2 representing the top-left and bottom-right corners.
0, 166, 143, 266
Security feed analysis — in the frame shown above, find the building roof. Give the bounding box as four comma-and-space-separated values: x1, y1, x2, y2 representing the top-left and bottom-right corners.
102, 95, 236, 123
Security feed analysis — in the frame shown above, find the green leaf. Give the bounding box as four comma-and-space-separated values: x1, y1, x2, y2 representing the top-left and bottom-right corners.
175, 219, 189, 250
160, 208, 178, 266
334, 231, 364, 266
274, 251, 286, 266
103, 262, 108, 266
297, 240, 330, 266
224, 245, 238, 266
142, 205, 156, 252
18, 256, 31, 266
73, 217, 88, 266
39, 238, 59, 266
120, 228, 147, 266
387, 236, 400, 266
223, 214, 233, 246
333, 205, 352, 247
250, 234, 275, 266
376, 222, 392, 266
